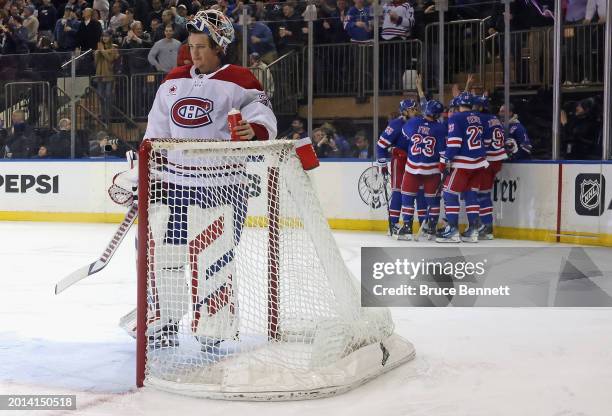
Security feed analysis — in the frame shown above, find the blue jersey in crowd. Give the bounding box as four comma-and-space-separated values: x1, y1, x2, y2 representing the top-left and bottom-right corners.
402, 116, 446, 175
445, 111, 488, 170
344, 6, 373, 42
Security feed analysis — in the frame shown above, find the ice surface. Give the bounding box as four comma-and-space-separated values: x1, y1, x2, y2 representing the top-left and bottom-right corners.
1, 221, 611, 416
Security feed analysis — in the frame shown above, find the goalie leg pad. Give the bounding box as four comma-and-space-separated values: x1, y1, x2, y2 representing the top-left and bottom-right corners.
187, 204, 239, 340
150, 183, 247, 341
147, 243, 189, 337
164, 183, 248, 246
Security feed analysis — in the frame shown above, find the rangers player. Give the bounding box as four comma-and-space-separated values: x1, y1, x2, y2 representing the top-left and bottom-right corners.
474, 96, 506, 240
396, 100, 446, 241
376, 99, 420, 236
437, 92, 488, 243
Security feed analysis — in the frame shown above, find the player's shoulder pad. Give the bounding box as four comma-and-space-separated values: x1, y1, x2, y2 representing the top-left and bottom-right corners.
162, 65, 192, 83
447, 112, 463, 123
210, 64, 263, 91
488, 115, 502, 126
403, 115, 422, 130
412, 115, 427, 126
389, 117, 405, 128
431, 120, 448, 135
509, 119, 523, 128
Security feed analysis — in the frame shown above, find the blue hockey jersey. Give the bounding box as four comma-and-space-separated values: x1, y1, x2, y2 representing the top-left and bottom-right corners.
445, 111, 488, 169
376, 117, 408, 160
344, 6, 373, 42
480, 113, 508, 162
507, 117, 533, 160
402, 116, 446, 175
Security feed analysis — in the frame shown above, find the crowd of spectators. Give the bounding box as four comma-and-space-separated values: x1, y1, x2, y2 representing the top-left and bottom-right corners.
2, 0, 608, 83
0, 110, 371, 158
3, 0, 605, 93
0, 0, 608, 161
0, 109, 135, 158
0, 0, 520, 61
278, 117, 372, 158
2, 0, 608, 70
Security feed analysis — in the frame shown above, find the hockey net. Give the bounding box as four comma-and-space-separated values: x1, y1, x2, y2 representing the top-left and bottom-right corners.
136, 139, 415, 400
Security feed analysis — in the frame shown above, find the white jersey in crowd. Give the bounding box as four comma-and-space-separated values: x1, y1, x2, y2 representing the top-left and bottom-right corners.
144, 64, 278, 187
381, 0, 415, 40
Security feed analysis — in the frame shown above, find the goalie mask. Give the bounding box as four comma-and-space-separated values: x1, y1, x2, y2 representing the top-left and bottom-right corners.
187, 10, 235, 53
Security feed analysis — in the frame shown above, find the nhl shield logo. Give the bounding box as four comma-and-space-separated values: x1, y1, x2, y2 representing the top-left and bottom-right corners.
358, 166, 390, 209
575, 174, 606, 216
580, 179, 600, 210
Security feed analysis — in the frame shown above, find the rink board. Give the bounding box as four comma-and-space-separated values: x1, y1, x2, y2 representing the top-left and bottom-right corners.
0, 160, 610, 246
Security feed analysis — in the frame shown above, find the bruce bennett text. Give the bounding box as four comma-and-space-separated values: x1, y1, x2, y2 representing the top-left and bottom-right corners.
372, 284, 511, 297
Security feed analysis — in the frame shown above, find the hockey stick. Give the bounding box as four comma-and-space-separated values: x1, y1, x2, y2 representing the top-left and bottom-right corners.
381, 170, 394, 236
414, 170, 448, 242
54, 203, 138, 295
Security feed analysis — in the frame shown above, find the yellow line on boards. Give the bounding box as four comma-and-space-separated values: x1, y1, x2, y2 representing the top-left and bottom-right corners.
0, 212, 609, 247
0, 211, 126, 223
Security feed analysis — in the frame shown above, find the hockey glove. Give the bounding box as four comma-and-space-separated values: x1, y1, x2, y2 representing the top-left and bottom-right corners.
108, 150, 139, 206
438, 158, 451, 175
376, 158, 389, 176
505, 138, 518, 157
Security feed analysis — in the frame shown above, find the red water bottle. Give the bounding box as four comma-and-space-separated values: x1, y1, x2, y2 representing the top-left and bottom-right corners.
295, 137, 320, 170
228, 108, 243, 141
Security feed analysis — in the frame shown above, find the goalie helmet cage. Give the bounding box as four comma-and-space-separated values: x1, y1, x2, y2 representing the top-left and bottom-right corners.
136, 139, 415, 400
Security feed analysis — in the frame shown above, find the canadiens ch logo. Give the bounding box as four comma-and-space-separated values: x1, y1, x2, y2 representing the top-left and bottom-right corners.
171, 97, 213, 128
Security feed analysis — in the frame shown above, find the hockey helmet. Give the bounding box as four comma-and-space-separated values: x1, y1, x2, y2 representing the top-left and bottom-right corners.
473, 95, 490, 111
187, 10, 235, 53
424, 100, 444, 118
399, 99, 418, 113
456, 91, 474, 107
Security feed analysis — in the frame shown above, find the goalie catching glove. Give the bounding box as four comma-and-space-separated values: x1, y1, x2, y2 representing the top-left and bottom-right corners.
108, 150, 139, 206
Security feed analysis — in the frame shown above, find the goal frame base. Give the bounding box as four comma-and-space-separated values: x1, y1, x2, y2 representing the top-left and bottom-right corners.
144, 334, 415, 401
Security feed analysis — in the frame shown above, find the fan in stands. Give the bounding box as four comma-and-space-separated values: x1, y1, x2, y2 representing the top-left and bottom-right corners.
109, 9, 414, 401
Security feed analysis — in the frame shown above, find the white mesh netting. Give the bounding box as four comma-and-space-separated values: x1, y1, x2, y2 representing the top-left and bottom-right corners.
139, 139, 415, 400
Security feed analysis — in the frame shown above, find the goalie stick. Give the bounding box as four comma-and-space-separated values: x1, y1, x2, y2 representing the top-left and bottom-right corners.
54, 204, 138, 294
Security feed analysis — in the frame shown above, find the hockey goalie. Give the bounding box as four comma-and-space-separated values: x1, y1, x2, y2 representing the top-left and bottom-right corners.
111, 9, 277, 349
109, 10, 415, 400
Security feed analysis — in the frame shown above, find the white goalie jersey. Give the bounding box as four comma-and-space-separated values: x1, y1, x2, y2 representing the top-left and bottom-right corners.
143, 64, 278, 187
144, 64, 277, 141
